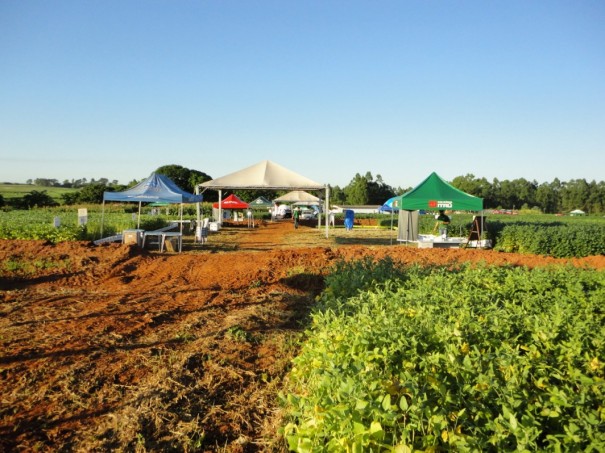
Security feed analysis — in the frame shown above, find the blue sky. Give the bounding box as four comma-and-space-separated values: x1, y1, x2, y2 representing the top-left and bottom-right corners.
1, 1, 604, 189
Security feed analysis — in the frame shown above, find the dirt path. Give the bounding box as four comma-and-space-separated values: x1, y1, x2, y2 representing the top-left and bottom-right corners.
1, 223, 604, 452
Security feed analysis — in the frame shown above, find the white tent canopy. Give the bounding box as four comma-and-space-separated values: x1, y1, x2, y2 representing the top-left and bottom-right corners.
197, 160, 330, 237
273, 190, 321, 204
199, 160, 324, 190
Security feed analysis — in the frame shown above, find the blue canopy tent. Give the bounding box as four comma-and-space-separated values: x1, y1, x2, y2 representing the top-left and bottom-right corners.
379, 196, 402, 244
101, 172, 203, 237
378, 196, 400, 213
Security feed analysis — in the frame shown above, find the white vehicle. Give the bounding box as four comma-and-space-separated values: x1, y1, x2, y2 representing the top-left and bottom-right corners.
299, 208, 317, 220
273, 204, 292, 219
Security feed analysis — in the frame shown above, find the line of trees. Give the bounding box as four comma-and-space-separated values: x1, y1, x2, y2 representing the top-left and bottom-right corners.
231, 171, 605, 215
329, 173, 605, 214
330, 172, 403, 206
450, 174, 605, 214
5, 167, 605, 214
26, 178, 122, 188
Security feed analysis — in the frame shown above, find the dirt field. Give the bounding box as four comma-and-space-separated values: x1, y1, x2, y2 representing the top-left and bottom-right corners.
2, 221, 604, 452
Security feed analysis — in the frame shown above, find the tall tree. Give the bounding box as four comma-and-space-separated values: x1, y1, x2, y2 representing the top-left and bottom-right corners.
344, 173, 370, 205
451, 174, 479, 195
586, 181, 605, 214
20, 190, 57, 208
79, 183, 108, 204
329, 185, 346, 205
155, 165, 212, 193
535, 182, 560, 213
561, 179, 590, 212
367, 174, 396, 204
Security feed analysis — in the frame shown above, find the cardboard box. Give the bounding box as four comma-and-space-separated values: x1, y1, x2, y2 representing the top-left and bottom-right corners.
122, 229, 144, 246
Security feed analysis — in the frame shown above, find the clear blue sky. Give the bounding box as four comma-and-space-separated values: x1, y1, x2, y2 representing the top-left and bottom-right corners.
1, 0, 604, 189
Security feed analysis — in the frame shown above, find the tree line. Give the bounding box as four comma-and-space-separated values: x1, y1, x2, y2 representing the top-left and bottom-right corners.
329, 173, 605, 214
3, 166, 605, 214
450, 174, 605, 214
26, 178, 122, 188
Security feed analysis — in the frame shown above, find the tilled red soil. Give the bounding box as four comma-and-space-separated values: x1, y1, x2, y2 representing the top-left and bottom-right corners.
1, 221, 604, 452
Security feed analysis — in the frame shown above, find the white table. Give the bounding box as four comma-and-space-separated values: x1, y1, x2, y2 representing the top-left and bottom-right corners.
417, 237, 466, 249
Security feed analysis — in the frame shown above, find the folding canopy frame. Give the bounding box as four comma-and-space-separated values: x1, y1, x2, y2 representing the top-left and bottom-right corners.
101, 172, 203, 239
379, 196, 400, 244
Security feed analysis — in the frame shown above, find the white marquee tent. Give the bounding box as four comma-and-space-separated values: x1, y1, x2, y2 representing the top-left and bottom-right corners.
197, 160, 330, 236
273, 190, 321, 205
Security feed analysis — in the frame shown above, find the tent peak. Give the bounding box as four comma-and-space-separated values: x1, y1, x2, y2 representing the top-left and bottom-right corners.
199, 160, 324, 190
393, 172, 483, 211
103, 172, 202, 204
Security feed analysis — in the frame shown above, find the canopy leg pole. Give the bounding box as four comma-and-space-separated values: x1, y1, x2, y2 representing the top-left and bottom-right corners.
324, 185, 330, 239
100, 201, 105, 239
137, 201, 141, 229
195, 185, 201, 235
180, 204, 183, 234
218, 190, 223, 225
481, 210, 485, 249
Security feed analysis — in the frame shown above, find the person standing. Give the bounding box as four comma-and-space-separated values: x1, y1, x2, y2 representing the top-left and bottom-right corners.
329, 209, 335, 227
293, 206, 300, 229
433, 210, 451, 238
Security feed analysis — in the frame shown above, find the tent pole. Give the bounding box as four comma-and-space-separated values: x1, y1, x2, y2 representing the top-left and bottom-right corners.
218, 190, 222, 225
390, 210, 394, 245
180, 204, 183, 234
100, 200, 105, 239
324, 185, 330, 239
480, 210, 485, 249
195, 185, 201, 234
137, 201, 141, 229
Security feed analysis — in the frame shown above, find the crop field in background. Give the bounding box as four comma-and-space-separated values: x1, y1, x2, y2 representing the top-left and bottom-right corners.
0, 183, 77, 201
2, 206, 605, 257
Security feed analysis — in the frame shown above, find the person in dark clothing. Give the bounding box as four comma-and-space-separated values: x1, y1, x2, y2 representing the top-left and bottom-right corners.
433, 210, 451, 238
293, 207, 300, 229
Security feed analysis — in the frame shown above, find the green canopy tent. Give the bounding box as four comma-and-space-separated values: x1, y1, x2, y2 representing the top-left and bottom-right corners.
249, 196, 273, 210
392, 172, 483, 211
392, 172, 484, 244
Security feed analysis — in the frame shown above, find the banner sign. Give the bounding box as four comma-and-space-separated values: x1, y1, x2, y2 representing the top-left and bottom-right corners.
428, 200, 453, 209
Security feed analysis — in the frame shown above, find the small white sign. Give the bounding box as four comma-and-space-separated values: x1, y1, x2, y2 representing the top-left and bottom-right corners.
78, 208, 88, 225
53, 216, 61, 227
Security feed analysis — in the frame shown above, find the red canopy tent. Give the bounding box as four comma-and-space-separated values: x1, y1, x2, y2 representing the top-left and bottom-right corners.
212, 194, 249, 209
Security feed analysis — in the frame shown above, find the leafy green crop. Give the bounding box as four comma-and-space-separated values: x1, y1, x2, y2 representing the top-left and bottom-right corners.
491, 222, 605, 257
283, 260, 605, 452
0, 208, 184, 242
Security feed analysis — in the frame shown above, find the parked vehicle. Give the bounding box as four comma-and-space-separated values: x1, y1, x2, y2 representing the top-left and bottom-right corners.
300, 208, 317, 220
273, 204, 292, 219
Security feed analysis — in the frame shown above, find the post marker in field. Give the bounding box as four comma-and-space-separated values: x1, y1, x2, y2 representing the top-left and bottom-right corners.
78, 208, 88, 226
